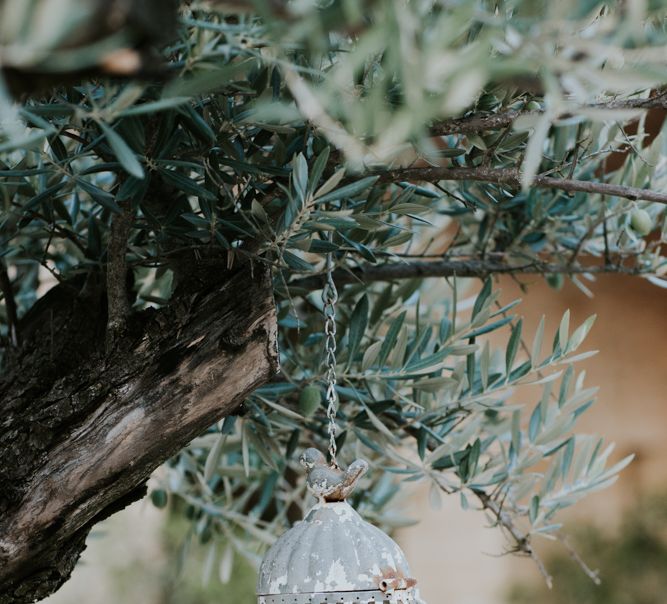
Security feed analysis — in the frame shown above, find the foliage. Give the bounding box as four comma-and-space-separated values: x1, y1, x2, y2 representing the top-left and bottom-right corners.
158, 510, 257, 604
507, 490, 667, 604
1, 0, 667, 586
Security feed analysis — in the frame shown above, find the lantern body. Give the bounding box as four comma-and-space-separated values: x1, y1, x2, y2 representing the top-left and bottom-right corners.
257, 501, 422, 604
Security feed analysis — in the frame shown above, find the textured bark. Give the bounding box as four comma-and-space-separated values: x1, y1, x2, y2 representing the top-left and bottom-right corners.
0, 265, 278, 604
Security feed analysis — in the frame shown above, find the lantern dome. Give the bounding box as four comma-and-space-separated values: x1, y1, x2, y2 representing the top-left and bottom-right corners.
257, 501, 422, 603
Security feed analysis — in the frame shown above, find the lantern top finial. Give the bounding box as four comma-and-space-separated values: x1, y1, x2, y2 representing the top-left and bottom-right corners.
299, 447, 369, 502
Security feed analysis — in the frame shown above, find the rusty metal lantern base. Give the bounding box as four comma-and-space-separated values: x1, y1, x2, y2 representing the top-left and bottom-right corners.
258, 588, 420, 603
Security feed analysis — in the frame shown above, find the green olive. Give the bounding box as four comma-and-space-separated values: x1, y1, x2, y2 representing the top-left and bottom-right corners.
546, 273, 564, 290
150, 489, 168, 509
630, 208, 653, 236
299, 385, 322, 417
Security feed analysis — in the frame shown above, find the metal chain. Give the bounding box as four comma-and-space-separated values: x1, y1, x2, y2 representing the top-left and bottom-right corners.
322, 250, 339, 468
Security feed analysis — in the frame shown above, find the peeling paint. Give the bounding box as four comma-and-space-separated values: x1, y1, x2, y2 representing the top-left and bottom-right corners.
268, 574, 288, 594
257, 501, 423, 602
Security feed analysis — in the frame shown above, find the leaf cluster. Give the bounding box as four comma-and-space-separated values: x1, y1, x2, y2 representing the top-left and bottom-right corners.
0, 0, 665, 582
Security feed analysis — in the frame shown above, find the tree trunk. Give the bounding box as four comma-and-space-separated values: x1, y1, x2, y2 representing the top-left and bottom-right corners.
0, 264, 278, 604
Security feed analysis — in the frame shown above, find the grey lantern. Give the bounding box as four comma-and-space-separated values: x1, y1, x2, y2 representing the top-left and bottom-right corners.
256, 448, 424, 604
258, 248, 425, 603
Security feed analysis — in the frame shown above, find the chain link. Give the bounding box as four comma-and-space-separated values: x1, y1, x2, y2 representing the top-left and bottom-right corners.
322, 251, 339, 468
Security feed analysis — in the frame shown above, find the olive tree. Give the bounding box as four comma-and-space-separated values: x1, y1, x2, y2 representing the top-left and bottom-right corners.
1, 1, 666, 602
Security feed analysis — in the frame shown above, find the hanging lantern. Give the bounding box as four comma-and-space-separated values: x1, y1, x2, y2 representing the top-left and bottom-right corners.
256, 245, 424, 603
256, 448, 424, 604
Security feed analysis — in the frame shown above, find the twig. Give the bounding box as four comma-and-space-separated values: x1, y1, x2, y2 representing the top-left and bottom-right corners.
106, 201, 134, 346
5, 203, 89, 255
430, 93, 667, 136
603, 215, 612, 268
0, 260, 20, 346
288, 256, 643, 290
557, 534, 601, 585
472, 488, 553, 589
374, 165, 667, 205
431, 109, 526, 136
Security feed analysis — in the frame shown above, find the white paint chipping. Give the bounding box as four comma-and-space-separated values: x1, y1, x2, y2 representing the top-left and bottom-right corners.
323, 559, 349, 590
268, 574, 288, 593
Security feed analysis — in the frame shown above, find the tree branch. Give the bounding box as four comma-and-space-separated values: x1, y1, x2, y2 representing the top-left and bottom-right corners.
374, 165, 667, 205
288, 257, 645, 291
556, 534, 601, 585
430, 92, 667, 135
472, 489, 553, 589
0, 265, 278, 604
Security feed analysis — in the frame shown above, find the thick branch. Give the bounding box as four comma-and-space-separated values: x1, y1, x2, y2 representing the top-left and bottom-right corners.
376, 166, 667, 205
431, 92, 667, 135
288, 257, 644, 291
0, 265, 278, 604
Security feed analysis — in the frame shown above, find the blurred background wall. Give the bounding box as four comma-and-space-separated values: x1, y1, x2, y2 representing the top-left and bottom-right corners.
44, 273, 667, 604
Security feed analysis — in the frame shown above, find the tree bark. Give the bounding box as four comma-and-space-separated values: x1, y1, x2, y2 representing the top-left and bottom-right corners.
0, 264, 278, 604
